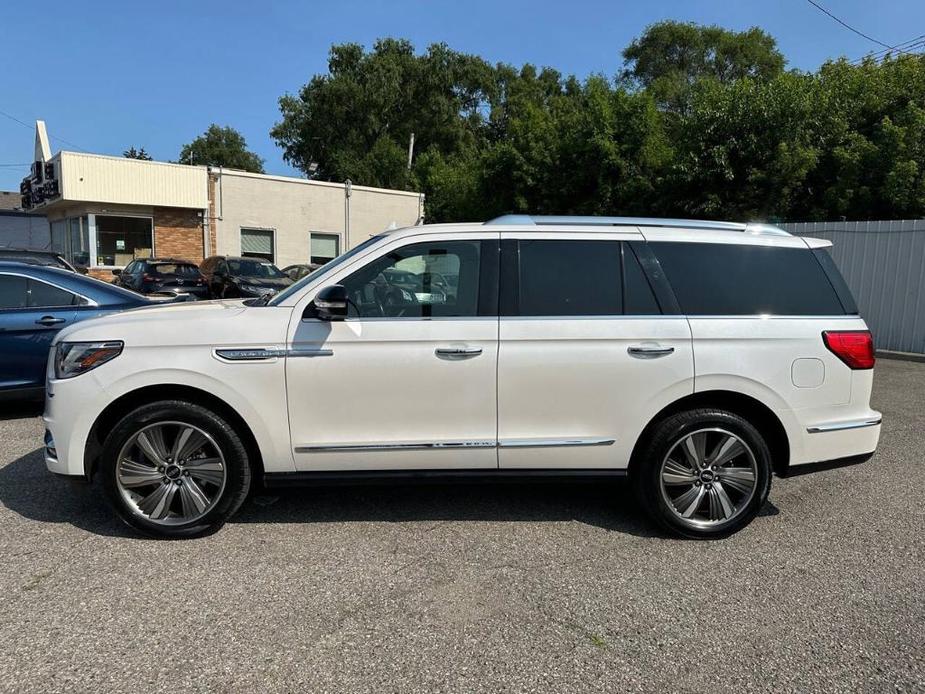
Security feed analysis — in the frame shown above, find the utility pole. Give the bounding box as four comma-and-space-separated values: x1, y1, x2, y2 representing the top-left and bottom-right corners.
407, 132, 415, 171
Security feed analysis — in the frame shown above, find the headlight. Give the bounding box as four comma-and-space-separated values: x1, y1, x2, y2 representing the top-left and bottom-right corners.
55, 341, 123, 379
245, 285, 275, 296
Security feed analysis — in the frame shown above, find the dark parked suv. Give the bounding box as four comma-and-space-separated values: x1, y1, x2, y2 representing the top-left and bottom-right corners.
113, 258, 209, 299
200, 255, 292, 299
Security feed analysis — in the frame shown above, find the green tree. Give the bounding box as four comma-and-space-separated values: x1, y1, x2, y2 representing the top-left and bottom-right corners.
179, 125, 265, 173
621, 21, 785, 113
122, 146, 152, 160
272, 39, 494, 192
273, 34, 925, 222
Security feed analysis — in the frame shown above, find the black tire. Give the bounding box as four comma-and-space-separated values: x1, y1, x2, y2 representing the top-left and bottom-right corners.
631, 409, 772, 539
100, 400, 252, 538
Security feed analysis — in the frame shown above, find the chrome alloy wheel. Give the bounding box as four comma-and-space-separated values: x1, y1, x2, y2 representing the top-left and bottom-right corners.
116, 421, 227, 526
659, 428, 758, 529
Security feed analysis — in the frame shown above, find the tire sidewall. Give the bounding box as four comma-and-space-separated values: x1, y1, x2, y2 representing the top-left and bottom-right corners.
636, 410, 772, 539
100, 400, 251, 538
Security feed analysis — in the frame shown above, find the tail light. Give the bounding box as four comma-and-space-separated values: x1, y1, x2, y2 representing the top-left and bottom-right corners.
823, 330, 875, 369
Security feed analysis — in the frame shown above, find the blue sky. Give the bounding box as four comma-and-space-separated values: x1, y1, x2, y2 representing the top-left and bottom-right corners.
2, 0, 925, 190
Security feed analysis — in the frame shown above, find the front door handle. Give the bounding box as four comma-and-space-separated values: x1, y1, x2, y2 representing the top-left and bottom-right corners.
35, 316, 66, 326
435, 346, 483, 358
628, 344, 674, 358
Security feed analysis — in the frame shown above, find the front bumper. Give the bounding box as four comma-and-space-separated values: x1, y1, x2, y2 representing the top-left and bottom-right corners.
43, 370, 109, 478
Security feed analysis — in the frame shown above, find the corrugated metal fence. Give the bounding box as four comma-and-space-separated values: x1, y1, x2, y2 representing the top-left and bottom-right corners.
779, 220, 925, 354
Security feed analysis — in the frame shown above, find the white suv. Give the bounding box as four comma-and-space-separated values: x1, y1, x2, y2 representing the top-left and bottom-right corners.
43, 216, 881, 539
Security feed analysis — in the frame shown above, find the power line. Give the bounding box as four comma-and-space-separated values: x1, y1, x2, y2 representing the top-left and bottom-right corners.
804, 0, 891, 49
0, 108, 33, 130
0, 107, 90, 153
852, 34, 925, 63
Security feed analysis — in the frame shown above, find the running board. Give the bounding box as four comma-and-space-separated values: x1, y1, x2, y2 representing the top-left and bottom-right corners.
263, 468, 628, 487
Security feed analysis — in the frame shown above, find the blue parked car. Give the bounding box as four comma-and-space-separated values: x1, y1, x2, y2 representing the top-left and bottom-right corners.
0, 261, 180, 399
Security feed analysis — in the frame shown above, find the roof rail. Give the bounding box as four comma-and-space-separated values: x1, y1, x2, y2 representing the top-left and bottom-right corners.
484, 215, 790, 236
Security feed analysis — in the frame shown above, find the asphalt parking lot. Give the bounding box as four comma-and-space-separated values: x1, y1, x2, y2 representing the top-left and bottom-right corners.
0, 360, 922, 693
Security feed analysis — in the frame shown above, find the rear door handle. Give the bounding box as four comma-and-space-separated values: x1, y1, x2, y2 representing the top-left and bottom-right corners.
435, 346, 483, 358
35, 316, 66, 326
628, 344, 674, 358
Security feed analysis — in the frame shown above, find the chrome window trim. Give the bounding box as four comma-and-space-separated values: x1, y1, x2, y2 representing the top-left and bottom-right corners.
0, 271, 98, 309
337, 316, 499, 323
685, 314, 859, 320
806, 417, 882, 434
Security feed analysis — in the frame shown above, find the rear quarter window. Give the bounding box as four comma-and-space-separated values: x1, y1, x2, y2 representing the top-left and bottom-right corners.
650, 242, 848, 316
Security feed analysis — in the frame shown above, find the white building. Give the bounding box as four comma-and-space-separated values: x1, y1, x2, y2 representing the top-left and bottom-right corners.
210, 168, 424, 269
15, 121, 424, 278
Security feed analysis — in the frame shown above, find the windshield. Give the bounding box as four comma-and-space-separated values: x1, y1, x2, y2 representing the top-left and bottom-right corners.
269, 235, 385, 305
227, 259, 285, 278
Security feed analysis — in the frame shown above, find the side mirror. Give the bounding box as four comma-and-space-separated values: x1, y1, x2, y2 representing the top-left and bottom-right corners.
308, 284, 348, 321
111, 269, 122, 276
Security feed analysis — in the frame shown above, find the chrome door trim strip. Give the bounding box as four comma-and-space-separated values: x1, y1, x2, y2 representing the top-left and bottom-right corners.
288, 348, 334, 358
499, 437, 615, 448
214, 347, 334, 362
806, 417, 882, 434
295, 440, 496, 453
214, 348, 283, 361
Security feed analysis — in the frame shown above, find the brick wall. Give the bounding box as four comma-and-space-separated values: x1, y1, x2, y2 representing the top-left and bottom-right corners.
154, 207, 204, 263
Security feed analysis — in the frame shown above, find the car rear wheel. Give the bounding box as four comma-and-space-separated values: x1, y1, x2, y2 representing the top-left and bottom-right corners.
632, 409, 772, 539
100, 400, 251, 538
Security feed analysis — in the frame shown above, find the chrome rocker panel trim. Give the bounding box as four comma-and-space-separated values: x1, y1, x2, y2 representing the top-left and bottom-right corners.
295, 437, 614, 454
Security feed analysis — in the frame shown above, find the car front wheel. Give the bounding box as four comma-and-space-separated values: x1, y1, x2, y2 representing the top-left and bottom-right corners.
100, 400, 252, 538
632, 409, 772, 539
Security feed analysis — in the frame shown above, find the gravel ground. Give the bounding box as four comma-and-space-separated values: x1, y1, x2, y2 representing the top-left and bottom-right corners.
0, 359, 922, 693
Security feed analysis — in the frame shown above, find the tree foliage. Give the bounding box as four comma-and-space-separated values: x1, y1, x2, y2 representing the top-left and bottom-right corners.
272, 28, 925, 222
123, 146, 152, 160
621, 21, 785, 113
179, 125, 265, 173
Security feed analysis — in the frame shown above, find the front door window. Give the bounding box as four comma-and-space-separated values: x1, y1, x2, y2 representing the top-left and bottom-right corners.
339, 240, 481, 318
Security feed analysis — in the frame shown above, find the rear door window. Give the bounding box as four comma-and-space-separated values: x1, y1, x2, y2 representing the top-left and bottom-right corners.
28, 279, 79, 308
623, 244, 661, 315
517, 240, 622, 316
650, 242, 847, 315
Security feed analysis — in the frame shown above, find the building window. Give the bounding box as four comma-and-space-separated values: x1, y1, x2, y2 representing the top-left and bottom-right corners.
310, 233, 340, 265
96, 215, 153, 267
49, 216, 90, 269
68, 216, 90, 269
241, 228, 274, 262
